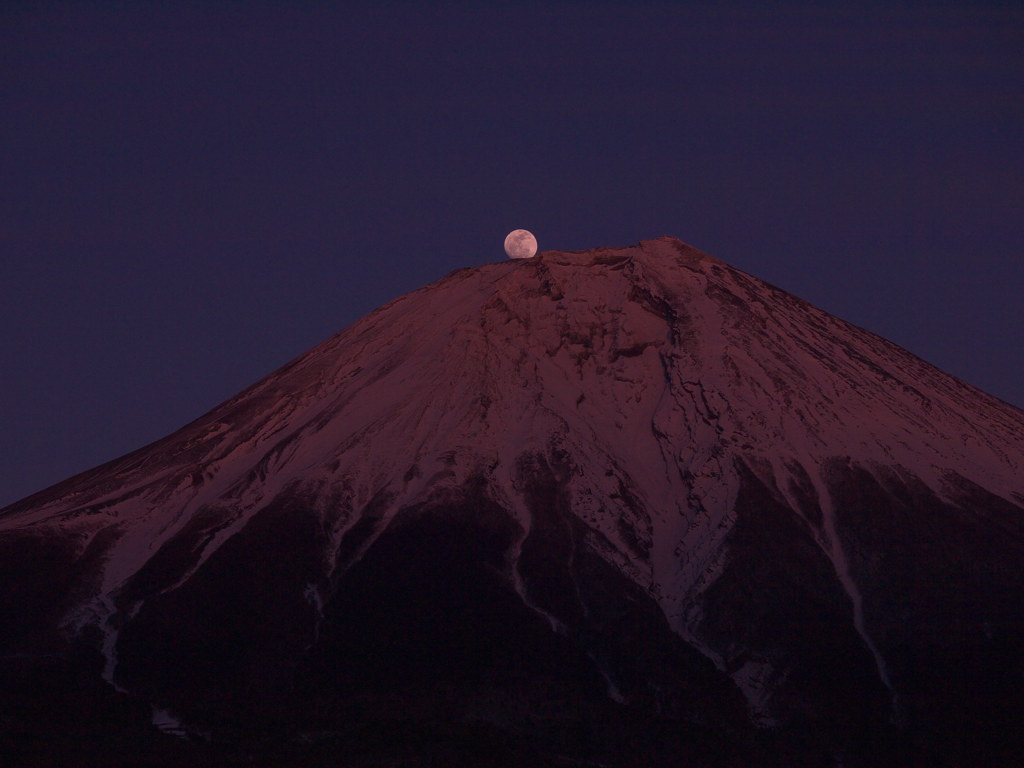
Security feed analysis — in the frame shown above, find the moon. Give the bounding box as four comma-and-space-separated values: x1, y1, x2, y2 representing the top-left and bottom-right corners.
504, 229, 538, 259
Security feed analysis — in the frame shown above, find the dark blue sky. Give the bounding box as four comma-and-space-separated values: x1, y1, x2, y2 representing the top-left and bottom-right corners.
2, 3, 1022, 507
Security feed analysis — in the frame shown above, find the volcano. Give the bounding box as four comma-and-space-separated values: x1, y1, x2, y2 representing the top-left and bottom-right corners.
2, 238, 1022, 767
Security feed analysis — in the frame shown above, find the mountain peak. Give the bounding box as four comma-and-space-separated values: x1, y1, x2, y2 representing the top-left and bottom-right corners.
534, 234, 714, 265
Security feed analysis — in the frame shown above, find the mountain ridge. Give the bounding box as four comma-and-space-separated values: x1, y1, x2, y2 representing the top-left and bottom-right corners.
5, 237, 1021, 517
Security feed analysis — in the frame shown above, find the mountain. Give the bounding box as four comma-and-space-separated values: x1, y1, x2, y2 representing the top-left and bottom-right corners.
2, 237, 1022, 767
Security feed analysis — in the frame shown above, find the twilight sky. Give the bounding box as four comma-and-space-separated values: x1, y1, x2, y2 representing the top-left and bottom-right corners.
2, 3, 1022, 507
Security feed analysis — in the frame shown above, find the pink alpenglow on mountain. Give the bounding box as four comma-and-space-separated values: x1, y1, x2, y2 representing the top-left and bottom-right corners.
2, 237, 1022, 767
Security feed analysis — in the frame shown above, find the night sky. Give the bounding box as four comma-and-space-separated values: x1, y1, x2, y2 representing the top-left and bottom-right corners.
2, 3, 1022, 507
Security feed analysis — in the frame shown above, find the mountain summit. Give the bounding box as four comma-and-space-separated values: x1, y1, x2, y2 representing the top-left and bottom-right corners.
3, 237, 1023, 766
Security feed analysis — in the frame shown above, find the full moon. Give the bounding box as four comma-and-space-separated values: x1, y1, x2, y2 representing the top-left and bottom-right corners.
504, 229, 538, 259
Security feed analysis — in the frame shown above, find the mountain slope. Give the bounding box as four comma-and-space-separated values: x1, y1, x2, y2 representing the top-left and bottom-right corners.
2, 237, 1022, 766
